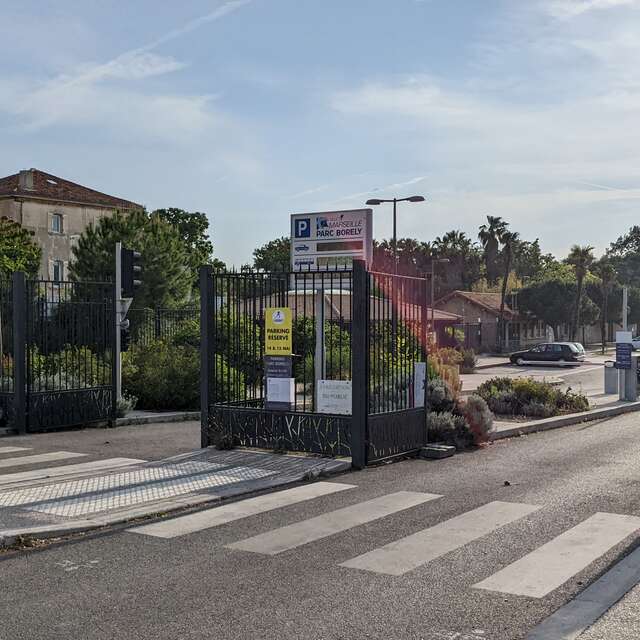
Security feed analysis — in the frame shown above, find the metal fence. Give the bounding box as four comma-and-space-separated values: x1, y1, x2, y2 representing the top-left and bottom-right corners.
201, 262, 429, 467
128, 307, 199, 345
0, 279, 14, 428
0, 273, 116, 433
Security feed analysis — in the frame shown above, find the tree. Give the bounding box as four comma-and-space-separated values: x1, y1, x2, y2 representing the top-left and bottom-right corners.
512, 239, 556, 281
154, 208, 224, 276
253, 237, 291, 271
69, 210, 192, 309
591, 257, 617, 353
432, 231, 483, 292
0, 217, 41, 278
498, 231, 520, 348
478, 215, 507, 285
566, 245, 595, 340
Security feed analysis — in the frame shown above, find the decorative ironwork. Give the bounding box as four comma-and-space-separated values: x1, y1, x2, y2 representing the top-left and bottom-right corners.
368, 408, 426, 462
208, 405, 351, 457
27, 388, 113, 432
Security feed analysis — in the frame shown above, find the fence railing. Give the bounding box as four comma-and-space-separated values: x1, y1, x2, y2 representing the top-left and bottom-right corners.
129, 307, 199, 345
0, 273, 116, 433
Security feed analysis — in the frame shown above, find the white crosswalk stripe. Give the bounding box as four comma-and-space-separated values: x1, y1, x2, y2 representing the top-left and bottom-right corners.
130, 481, 357, 538
340, 501, 540, 576
0, 447, 32, 455
474, 512, 640, 598
0, 451, 86, 470
0, 457, 144, 486
227, 491, 441, 556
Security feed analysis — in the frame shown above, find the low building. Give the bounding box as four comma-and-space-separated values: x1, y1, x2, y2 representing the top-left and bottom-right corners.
0, 168, 142, 281
435, 290, 548, 352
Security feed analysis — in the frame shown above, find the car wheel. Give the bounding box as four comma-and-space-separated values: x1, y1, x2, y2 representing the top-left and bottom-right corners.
516, 357, 525, 366
558, 358, 566, 366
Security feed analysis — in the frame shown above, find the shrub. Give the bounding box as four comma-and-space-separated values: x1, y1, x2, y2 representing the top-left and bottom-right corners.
122, 340, 243, 411
462, 394, 494, 444
433, 347, 463, 367
521, 401, 554, 418
426, 377, 456, 413
116, 393, 137, 418
460, 348, 477, 374
428, 410, 473, 450
477, 376, 589, 418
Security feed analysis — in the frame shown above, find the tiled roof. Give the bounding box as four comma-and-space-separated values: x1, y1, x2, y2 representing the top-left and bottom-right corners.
436, 290, 517, 319
0, 169, 143, 210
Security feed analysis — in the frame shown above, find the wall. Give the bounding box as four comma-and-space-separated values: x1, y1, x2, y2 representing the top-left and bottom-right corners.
1, 198, 117, 280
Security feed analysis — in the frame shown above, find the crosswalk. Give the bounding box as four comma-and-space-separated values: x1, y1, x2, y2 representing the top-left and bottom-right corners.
129, 482, 640, 600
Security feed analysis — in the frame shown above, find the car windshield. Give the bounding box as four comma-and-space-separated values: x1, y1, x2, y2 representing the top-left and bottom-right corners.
568, 344, 579, 353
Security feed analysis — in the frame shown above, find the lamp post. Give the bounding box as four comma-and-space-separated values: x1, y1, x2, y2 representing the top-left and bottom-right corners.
430, 258, 449, 344
366, 196, 425, 274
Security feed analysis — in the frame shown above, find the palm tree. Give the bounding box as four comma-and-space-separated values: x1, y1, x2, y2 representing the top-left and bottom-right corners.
592, 257, 617, 353
498, 231, 520, 350
478, 215, 508, 285
566, 245, 595, 341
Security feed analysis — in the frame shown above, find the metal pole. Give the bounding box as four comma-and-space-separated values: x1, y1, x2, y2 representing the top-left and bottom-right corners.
314, 287, 326, 410
392, 199, 397, 275
115, 242, 122, 403
620, 286, 629, 400
430, 262, 435, 345
351, 259, 368, 469
12, 272, 27, 434
200, 265, 214, 448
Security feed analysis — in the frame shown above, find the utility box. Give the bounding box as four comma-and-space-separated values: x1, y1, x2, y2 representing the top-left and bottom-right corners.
625, 355, 638, 401
604, 360, 618, 394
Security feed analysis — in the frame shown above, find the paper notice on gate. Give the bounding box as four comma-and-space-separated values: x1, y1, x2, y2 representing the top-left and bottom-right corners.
266, 377, 295, 410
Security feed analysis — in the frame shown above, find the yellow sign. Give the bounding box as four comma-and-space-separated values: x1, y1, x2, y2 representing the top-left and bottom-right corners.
265, 307, 293, 355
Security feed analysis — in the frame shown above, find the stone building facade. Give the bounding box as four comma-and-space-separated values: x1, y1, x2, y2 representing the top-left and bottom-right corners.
0, 168, 141, 280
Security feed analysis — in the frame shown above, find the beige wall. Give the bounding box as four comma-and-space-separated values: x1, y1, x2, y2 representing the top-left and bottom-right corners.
1, 197, 117, 280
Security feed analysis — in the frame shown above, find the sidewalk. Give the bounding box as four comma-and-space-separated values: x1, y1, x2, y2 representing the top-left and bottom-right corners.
0, 447, 350, 547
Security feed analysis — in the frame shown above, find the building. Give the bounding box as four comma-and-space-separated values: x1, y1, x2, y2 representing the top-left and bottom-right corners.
435, 290, 548, 352
0, 168, 142, 281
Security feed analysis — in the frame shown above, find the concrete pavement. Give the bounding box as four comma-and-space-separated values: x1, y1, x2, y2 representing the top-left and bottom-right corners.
3, 412, 640, 639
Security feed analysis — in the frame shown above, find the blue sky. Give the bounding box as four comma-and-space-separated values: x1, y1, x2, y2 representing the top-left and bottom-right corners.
2, 0, 640, 266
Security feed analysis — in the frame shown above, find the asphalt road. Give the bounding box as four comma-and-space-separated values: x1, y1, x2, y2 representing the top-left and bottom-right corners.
2, 411, 640, 640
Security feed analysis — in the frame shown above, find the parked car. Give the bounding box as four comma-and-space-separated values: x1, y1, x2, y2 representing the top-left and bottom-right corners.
509, 342, 585, 366
570, 342, 586, 355
632, 337, 640, 351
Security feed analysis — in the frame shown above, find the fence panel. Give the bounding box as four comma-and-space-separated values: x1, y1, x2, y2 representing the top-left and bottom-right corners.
129, 307, 199, 345
367, 271, 428, 462
0, 279, 14, 429
202, 268, 353, 455
26, 279, 115, 431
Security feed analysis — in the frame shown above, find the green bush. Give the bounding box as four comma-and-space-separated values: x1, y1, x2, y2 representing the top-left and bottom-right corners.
426, 377, 456, 413
433, 347, 463, 367
428, 410, 473, 450
477, 376, 589, 418
460, 348, 477, 374
461, 394, 494, 444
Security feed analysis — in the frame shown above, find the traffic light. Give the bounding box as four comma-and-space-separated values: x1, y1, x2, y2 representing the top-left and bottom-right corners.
120, 319, 131, 352
120, 248, 142, 298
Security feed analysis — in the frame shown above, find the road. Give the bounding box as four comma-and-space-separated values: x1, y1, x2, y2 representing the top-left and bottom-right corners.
2, 411, 640, 639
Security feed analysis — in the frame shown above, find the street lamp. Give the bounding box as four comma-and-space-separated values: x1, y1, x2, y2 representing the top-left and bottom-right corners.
366, 196, 425, 274
430, 258, 450, 343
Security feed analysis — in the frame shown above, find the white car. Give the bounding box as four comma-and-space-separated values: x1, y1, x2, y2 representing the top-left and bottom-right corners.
632, 337, 640, 351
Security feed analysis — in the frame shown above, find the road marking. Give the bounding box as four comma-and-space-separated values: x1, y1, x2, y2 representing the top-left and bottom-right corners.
131, 482, 356, 538
0, 451, 86, 470
340, 501, 540, 576
474, 512, 640, 598
0, 458, 144, 486
0, 447, 32, 455
227, 491, 441, 556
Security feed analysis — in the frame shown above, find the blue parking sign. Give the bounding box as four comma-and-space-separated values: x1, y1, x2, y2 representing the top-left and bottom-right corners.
294, 218, 311, 238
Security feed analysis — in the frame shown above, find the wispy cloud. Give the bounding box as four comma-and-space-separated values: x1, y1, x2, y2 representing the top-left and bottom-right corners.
543, 0, 637, 18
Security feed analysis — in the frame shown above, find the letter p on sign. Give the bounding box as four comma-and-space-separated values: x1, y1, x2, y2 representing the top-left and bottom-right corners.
295, 218, 311, 238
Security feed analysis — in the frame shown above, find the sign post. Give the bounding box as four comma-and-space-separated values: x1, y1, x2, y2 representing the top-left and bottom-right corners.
616, 329, 633, 400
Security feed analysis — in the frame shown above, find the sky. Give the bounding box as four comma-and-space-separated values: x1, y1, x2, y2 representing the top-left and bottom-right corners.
2, 0, 640, 266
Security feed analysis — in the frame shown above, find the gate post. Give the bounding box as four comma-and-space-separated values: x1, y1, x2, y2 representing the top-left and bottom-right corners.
12, 272, 27, 435
351, 260, 368, 469
199, 266, 214, 448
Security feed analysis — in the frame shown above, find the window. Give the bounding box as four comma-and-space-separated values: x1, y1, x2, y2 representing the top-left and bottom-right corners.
52, 260, 64, 283
552, 344, 563, 352
51, 213, 63, 234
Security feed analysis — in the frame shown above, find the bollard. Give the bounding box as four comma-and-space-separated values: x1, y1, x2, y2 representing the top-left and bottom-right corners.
604, 360, 618, 395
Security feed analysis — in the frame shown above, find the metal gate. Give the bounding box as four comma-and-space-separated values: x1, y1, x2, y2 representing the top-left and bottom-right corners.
0, 273, 116, 433
200, 261, 428, 467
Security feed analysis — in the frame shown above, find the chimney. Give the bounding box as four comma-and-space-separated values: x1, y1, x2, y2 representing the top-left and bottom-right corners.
18, 169, 35, 191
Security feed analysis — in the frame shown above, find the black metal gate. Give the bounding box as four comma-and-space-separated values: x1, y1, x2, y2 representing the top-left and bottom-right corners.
0, 273, 116, 433
200, 261, 428, 468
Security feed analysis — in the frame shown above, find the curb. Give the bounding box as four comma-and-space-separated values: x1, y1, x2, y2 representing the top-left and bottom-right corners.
491, 401, 640, 441
0, 458, 351, 549
115, 411, 200, 427
526, 544, 640, 639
